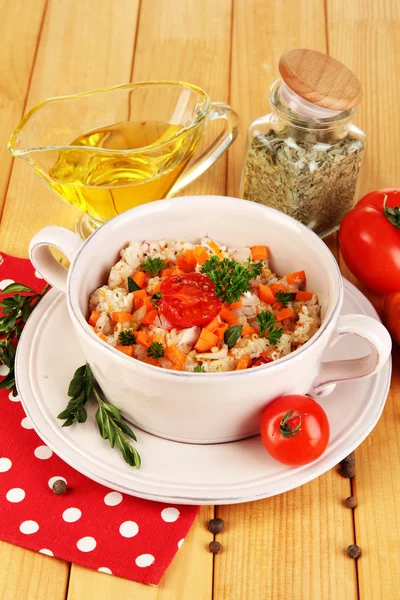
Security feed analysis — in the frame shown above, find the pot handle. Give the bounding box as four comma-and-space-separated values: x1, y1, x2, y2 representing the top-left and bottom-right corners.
29, 226, 84, 295
310, 314, 392, 397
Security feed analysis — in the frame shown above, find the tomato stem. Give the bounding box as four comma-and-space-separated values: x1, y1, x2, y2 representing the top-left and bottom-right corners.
280, 409, 303, 438
382, 193, 400, 229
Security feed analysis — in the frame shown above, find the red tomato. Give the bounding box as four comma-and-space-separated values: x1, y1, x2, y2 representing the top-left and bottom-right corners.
159, 273, 222, 328
260, 394, 330, 466
339, 188, 400, 295
384, 292, 400, 344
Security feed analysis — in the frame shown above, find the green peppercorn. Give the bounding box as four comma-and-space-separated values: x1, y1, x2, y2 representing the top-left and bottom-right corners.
209, 541, 221, 554
345, 496, 357, 509
208, 518, 224, 534
346, 544, 361, 559
52, 479, 67, 495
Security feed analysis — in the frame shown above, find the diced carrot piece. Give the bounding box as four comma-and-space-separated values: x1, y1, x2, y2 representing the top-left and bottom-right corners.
176, 249, 197, 272
205, 316, 221, 332
170, 361, 185, 371
193, 246, 209, 265
275, 307, 295, 322
241, 325, 256, 336
258, 284, 276, 305
142, 309, 157, 325
236, 355, 251, 370
269, 283, 286, 295
97, 332, 108, 342
112, 312, 133, 323
88, 310, 101, 326
215, 323, 229, 342
285, 270, 306, 285
136, 331, 151, 348
145, 356, 159, 366
226, 299, 243, 309
251, 245, 269, 261
132, 289, 148, 309
152, 332, 166, 347
133, 271, 147, 289
152, 282, 162, 294
219, 306, 238, 325
171, 267, 184, 276
272, 302, 283, 310
195, 329, 219, 352
143, 296, 154, 312
296, 291, 313, 302
165, 344, 186, 365
115, 345, 134, 357
161, 267, 174, 278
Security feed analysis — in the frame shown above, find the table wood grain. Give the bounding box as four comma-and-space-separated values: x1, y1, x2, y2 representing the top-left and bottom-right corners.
0, 1, 398, 598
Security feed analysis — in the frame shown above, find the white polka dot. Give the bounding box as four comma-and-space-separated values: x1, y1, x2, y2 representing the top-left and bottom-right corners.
8, 391, 20, 402
119, 520, 139, 538
104, 491, 123, 506
21, 416, 33, 429
98, 567, 112, 574
20, 520, 39, 535
0, 279, 15, 290
62, 507, 81, 523
6, 488, 25, 503
77, 536, 96, 552
161, 507, 180, 523
48, 476, 67, 490
135, 554, 155, 568
0, 364, 10, 377
178, 538, 184, 549
0, 458, 12, 472
39, 548, 54, 556
34, 270, 44, 279
34, 445, 53, 460
0, 255, 4, 266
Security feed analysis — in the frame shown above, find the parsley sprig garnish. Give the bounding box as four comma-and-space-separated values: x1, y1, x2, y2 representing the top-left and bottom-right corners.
0, 282, 49, 396
118, 330, 136, 346
275, 290, 296, 307
147, 341, 164, 359
58, 363, 141, 468
256, 311, 283, 345
193, 365, 205, 372
140, 256, 167, 277
201, 256, 262, 304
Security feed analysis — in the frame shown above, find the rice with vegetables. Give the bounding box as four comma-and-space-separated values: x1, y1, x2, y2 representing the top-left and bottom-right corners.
88, 238, 321, 372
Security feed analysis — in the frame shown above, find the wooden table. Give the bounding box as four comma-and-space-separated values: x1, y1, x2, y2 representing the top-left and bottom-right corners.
0, 1, 399, 598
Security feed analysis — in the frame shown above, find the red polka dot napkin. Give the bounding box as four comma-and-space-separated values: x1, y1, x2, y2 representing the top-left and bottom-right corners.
0, 252, 199, 585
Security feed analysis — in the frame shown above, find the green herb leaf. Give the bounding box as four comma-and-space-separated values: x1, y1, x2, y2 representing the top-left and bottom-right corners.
140, 256, 167, 277
224, 325, 243, 349
128, 276, 141, 292
118, 329, 136, 346
58, 363, 93, 426
150, 292, 162, 308
275, 290, 297, 307
201, 256, 262, 304
256, 310, 283, 345
193, 365, 205, 372
0, 283, 37, 294
147, 341, 164, 359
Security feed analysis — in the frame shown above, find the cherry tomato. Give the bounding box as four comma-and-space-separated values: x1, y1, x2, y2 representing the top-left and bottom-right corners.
384, 292, 400, 344
260, 394, 330, 466
159, 273, 222, 328
339, 188, 400, 295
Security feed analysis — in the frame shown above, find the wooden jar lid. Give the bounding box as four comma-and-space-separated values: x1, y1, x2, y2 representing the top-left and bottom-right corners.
278, 49, 362, 111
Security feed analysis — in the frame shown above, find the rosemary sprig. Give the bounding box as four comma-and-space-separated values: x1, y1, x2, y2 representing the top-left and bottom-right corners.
0, 282, 50, 395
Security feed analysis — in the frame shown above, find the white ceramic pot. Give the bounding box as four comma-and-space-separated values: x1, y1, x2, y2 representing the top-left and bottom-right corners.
29, 196, 392, 443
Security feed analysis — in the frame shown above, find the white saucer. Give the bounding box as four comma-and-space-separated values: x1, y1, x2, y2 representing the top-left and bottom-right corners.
15, 280, 391, 505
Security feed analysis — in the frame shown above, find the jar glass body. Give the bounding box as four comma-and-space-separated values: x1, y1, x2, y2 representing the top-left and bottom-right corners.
240, 81, 366, 238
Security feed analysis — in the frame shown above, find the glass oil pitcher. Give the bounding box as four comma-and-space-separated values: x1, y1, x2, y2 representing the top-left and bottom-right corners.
9, 82, 239, 238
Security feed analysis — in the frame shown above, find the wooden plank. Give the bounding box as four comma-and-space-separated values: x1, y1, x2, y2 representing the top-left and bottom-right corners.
327, 0, 400, 597
216, 1, 358, 599
0, 0, 140, 257
68, 506, 213, 599
0, 0, 47, 215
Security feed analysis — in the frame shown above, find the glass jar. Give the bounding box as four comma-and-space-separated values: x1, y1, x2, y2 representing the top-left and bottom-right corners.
240, 79, 366, 237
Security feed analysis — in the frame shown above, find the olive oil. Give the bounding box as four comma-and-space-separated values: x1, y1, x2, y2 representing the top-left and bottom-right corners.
48, 120, 201, 223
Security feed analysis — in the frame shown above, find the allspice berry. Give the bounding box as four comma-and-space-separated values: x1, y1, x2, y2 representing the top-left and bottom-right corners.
208, 518, 225, 534
346, 544, 361, 559
345, 496, 357, 509
209, 541, 221, 554
340, 462, 356, 478
341, 452, 355, 466
52, 479, 67, 495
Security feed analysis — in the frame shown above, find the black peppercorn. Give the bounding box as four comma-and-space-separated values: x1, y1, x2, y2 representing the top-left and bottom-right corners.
345, 496, 357, 509
209, 541, 221, 554
52, 479, 67, 495
208, 518, 224, 534
341, 452, 355, 466
346, 544, 361, 559
340, 462, 356, 478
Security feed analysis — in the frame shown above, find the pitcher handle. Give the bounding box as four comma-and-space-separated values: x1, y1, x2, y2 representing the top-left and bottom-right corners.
167, 102, 239, 196
309, 314, 392, 397
29, 226, 84, 295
